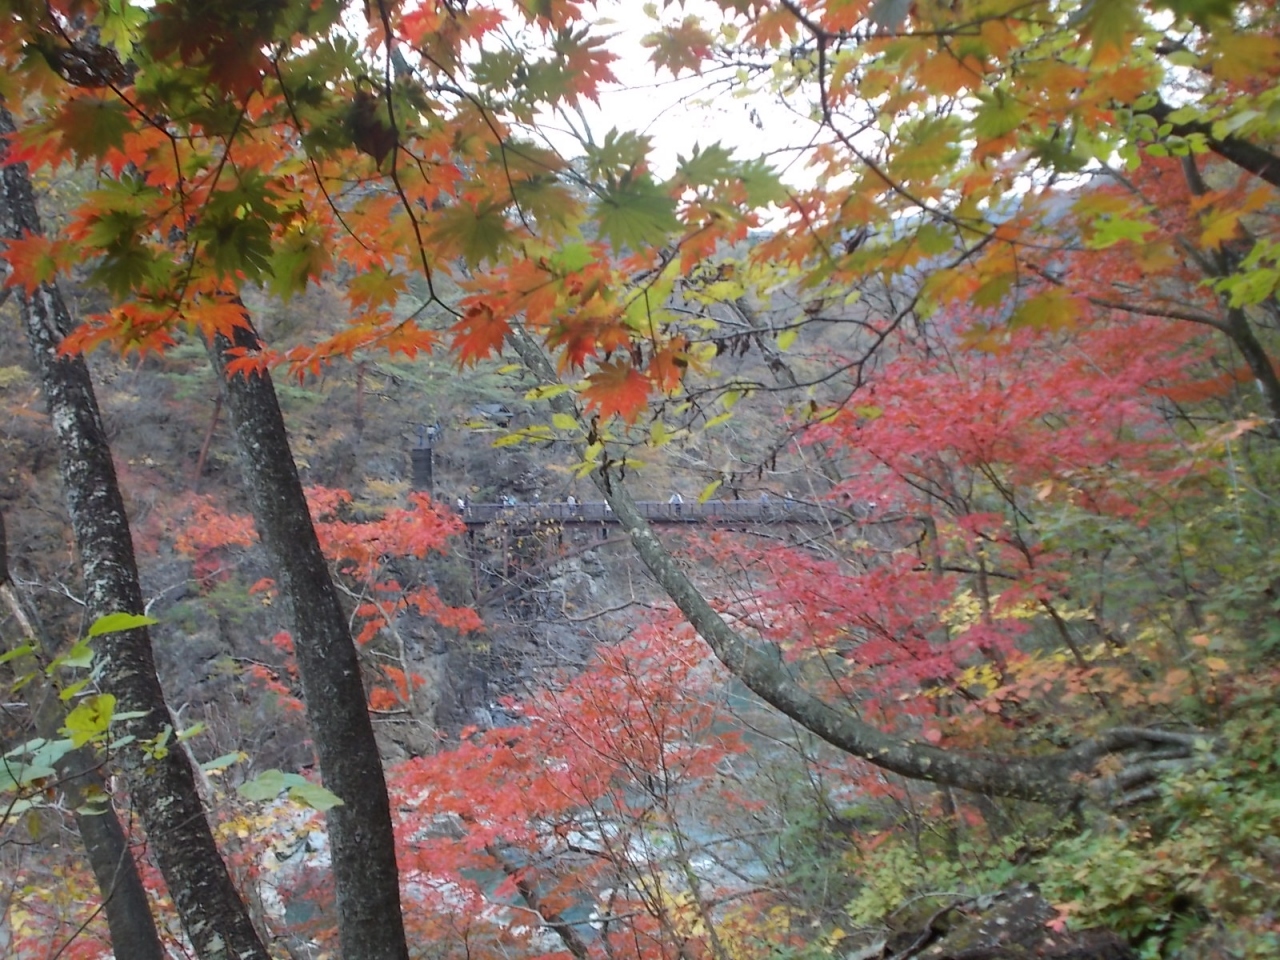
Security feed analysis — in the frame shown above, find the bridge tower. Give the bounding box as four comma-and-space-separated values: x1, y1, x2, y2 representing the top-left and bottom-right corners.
410, 422, 438, 493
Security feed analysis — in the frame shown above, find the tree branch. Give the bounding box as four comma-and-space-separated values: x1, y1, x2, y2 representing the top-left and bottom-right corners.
505, 325, 1214, 806
1141, 97, 1280, 191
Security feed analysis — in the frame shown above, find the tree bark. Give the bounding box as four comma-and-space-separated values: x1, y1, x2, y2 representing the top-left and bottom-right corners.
0, 105, 271, 960
1, 515, 165, 960
206, 318, 410, 960
1143, 97, 1280, 192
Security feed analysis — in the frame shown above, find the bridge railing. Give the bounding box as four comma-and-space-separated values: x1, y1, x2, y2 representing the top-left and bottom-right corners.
459, 499, 827, 526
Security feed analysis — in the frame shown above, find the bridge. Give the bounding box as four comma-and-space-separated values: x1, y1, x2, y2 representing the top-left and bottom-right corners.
456, 499, 835, 529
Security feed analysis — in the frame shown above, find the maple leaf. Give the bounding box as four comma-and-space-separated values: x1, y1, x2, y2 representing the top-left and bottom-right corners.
675, 142, 737, 188
1076, 0, 1144, 63
583, 129, 653, 180
348, 268, 408, 310
451, 303, 511, 363
595, 176, 680, 253
1009, 289, 1080, 331
268, 220, 332, 301
972, 88, 1027, 141
643, 16, 716, 77
2, 234, 62, 293
428, 202, 514, 268
379, 321, 438, 360
51, 95, 134, 160
550, 27, 619, 103
582, 360, 651, 423
648, 341, 689, 394
1206, 31, 1280, 85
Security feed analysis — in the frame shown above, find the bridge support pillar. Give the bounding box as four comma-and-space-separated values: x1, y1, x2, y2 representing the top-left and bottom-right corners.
410, 445, 433, 493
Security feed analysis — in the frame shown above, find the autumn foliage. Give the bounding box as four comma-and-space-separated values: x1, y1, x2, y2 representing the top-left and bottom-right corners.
3, 0, 1280, 958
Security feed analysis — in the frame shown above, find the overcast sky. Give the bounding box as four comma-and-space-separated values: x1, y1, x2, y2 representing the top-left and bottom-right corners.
529, 1, 816, 183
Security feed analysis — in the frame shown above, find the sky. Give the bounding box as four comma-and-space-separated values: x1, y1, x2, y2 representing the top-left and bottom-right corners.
525, 1, 818, 183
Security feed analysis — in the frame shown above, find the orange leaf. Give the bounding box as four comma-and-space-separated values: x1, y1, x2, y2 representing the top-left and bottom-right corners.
647, 340, 688, 394
582, 360, 651, 423
2, 233, 62, 294
451, 302, 510, 364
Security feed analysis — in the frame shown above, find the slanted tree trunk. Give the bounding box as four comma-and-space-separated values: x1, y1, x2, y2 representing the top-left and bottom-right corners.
0, 515, 165, 960
0, 105, 271, 960
207, 317, 410, 960
506, 325, 1196, 807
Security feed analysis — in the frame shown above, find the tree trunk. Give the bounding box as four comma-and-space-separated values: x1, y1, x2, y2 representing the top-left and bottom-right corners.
0, 105, 271, 960
1, 516, 165, 960
206, 318, 410, 960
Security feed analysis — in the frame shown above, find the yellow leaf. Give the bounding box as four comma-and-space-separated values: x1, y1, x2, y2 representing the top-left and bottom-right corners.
63, 694, 117, 748
1200, 208, 1241, 248
1203, 656, 1229, 673
1206, 33, 1280, 85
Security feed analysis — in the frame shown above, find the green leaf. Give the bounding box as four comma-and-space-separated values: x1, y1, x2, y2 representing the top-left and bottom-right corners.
1009, 289, 1079, 331
0, 643, 35, 666
1075, 0, 1144, 57
201, 752, 246, 773
973, 89, 1027, 140
58, 678, 91, 700
1086, 216, 1155, 249
972, 271, 1015, 308
98, 0, 148, 53
30, 738, 74, 770
238, 769, 343, 810
472, 47, 524, 91
915, 223, 954, 257
287, 780, 344, 811
88, 612, 158, 638
584, 129, 653, 181
550, 242, 595, 274
643, 15, 716, 77
52, 96, 134, 159
237, 768, 291, 801
428, 202, 514, 268
0, 761, 57, 793
90, 242, 166, 300
595, 177, 680, 253
676, 143, 738, 187
737, 157, 788, 208
776, 328, 798, 351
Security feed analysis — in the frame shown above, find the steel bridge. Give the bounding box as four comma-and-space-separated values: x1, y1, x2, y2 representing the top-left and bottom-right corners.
457, 499, 831, 529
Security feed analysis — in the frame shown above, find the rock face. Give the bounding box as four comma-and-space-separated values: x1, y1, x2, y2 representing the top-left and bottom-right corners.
877, 885, 1134, 960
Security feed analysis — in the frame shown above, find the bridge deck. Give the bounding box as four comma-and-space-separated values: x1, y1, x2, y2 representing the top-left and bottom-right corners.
458, 500, 829, 528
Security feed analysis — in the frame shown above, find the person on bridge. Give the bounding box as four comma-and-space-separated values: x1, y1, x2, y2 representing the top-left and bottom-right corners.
668, 491, 684, 515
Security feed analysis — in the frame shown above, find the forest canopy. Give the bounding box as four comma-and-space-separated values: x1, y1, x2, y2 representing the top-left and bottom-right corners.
1, 1, 1280, 959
